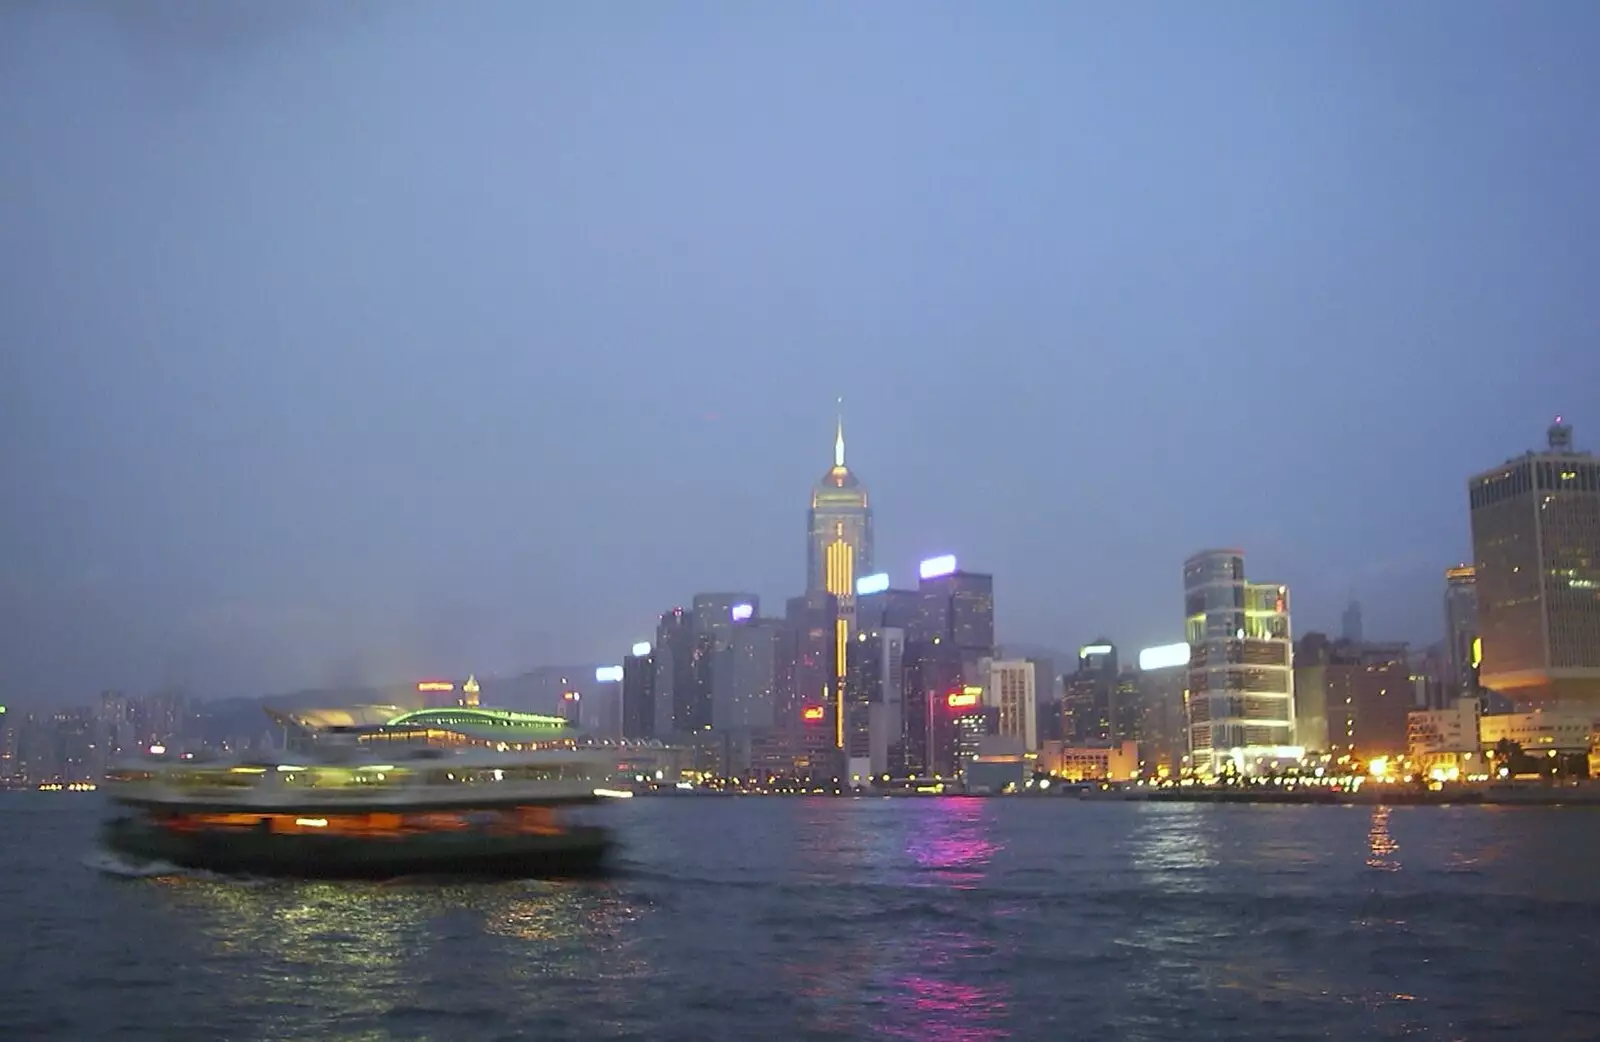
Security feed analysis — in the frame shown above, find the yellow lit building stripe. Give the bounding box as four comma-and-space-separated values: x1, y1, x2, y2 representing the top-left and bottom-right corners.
824, 535, 856, 749
836, 617, 849, 747
825, 538, 854, 599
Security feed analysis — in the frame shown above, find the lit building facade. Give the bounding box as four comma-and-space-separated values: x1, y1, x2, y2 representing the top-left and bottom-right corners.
806, 415, 873, 748
1443, 565, 1479, 701
807, 416, 874, 597
982, 658, 1037, 751
1038, 740, 1139, 782
1184, 549, 1298, 776
1407, 701, 1480, 775
1293, 635, 1412, 761
1468, 417, 1600, 707
1136, 642, 1190, 776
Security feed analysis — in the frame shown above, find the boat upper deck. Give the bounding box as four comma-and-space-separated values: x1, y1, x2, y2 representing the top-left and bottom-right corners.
104, 745, 623, 812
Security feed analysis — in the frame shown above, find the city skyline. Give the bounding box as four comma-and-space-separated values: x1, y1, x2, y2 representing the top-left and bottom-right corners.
4, 3, 1599, 704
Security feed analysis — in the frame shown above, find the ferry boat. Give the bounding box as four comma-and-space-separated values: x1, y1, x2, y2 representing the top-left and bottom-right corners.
99, 740, 624, 879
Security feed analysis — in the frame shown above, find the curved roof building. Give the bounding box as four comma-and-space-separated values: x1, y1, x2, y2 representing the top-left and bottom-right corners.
267, 705, 573, 751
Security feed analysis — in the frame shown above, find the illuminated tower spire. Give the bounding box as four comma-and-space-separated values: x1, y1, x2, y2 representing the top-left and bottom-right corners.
834, 398, 846, 469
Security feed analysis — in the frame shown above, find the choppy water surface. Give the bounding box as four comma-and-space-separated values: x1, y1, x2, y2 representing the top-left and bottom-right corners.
6, 795, 1600, 1040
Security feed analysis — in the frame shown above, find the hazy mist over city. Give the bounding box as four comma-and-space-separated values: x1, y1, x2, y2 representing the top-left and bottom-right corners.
3, 0, 1598, 706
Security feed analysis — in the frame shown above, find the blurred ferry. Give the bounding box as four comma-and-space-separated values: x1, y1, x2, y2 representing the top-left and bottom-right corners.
99, 737, 624, 879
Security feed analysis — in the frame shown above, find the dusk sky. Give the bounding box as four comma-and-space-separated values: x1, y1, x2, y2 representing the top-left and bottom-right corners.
4, 1, 1598, 704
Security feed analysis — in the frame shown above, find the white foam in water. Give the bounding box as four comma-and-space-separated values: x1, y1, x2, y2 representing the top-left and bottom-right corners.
83, 847, 189, 878
82, 848, 266, 884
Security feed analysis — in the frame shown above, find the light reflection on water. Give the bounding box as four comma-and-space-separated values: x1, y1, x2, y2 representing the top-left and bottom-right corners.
903, 797, 1002, 889
780, 798, 1010, 1040
886, 800, 1008, 1041
9, 795, 1600, 1040
1367, 806, 1401, 871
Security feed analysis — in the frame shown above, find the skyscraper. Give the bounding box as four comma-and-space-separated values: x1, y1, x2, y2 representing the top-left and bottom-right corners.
654, 607, 699, 735
777, 592, 838, 719
808, 411, 873, 749
777, 591, 841, 780
915, 562, 995, 656
691, 592, 759, 732
1183, 549, 1297, 776
855, 579, 920, 632
621, 645, 656, 740
807, 412, 874, 597
1063, 640, 1117, 743
845, 625, 905, 784
1443, 565, 1479, 700
1341, 600, 1364, 644
1294, 634, 1412, 760
901, 638, 965, 777
712, 616, 781, 731
1468, 417, 1600, 707
1135, 642, 1191, 777
983, 659, 1038, 751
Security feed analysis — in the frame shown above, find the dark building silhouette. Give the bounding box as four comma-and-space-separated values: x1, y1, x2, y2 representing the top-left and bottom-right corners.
856, 586, 921, 632
916, 570, 995, 655
1062, 640, 1117, 743
901, 639, 966, 777
621, 649, 655, 740
655, 607, 699, 735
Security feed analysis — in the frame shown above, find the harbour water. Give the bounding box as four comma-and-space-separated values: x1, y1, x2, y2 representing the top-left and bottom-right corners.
7, 793, 1599, 1040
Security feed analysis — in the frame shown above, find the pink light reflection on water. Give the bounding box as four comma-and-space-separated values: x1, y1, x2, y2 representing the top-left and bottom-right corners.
877, 973, 1007, 1042
903, 798, 1002, 889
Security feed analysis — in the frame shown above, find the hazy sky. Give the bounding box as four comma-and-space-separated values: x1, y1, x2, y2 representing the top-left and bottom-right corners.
4, 1, 1598, 704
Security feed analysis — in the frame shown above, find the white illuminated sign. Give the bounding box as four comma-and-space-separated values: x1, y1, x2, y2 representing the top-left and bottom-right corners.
631, 641, 651, 657
919, 555, 958, 580
855, 573, 891, 596
595, 665, 624, 683
1137, 642, 1190, 671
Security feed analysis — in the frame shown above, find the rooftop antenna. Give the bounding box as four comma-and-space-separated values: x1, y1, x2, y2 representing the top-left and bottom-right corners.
1548, 414, 1573, 452
834, 396, 846, 468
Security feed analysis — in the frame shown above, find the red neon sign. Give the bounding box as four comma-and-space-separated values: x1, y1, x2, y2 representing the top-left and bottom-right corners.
802, 705, 826, 722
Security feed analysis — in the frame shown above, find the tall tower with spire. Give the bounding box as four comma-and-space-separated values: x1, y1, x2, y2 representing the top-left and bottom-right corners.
807, 401, 874, 749
807, 401, 874, 597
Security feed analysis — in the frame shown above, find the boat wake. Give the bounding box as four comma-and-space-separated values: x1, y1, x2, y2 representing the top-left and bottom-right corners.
82, 848, 253, 883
